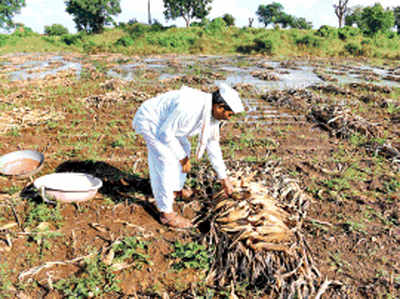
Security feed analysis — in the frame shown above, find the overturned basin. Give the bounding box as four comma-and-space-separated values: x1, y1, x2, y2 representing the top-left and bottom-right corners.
0, 150, 44, 178
34, 172, 102, 203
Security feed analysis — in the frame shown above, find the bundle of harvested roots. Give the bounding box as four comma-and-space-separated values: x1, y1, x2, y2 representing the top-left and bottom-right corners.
194, 160, 341, 298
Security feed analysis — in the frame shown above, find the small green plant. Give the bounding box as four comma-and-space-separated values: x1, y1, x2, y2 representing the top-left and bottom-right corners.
112, 236, 152, 268
24, 202, 63, 228
170, 241, 211, 271
54, 255, 120, 298
7, 127, 20, 137
111, 138, 126, 148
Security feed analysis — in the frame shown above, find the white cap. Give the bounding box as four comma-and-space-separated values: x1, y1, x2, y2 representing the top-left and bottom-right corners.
217, 82, 244, 113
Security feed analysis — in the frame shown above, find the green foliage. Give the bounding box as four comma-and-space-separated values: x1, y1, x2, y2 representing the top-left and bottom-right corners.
11, 24, 36, 37
54, 255, 120, 298
222, 13, 235, 26
292, 17, 313, 29
394, 6, 400, 34
44, 24, 69, 36
25, 202, 63, 228
338, 26, 360, 40
170, 241, 211, 271
204, 17, 226, 34
345, 5, 363, 27
296, 34, 322, 48
115, 35, 135, 47
0, 0, 26, 29
65, 0, 122, 33
124, 22, 163, 39
61, 33, 85, 45
315, 25, 338, 38
0, 34, 8, 47
256, 2, 284, 27
145, 28, 199, 51
112, 236, 152, 267
360, 3, 395, 36
163, 0, 213, 27
344, 42, 362, 56
253, 38, 274, 54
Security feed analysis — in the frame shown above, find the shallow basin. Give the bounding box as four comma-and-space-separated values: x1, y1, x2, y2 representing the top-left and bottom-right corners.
0, 150, 44, 178
34, 172, 103, 203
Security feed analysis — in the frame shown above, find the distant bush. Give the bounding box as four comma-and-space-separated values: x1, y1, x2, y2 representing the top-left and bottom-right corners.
11, 25, 37, 38
222, 14, 235, 26
254, 38, 273, 54
124, 23, 154, 38
345, 42, 362, 55
0, 34, 9, 47
44, 24, 69, 36
315, 25, 337, 38
296, 35, 322, 48
61, 33, 84, 45
115, 36, 135, 47
338, 26, 360, 40
205, 18, 227, 34
82, 41, 108, 54
146, 30, 196, 49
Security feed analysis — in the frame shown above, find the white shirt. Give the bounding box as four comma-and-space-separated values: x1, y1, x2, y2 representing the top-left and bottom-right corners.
133, 86, 227, 179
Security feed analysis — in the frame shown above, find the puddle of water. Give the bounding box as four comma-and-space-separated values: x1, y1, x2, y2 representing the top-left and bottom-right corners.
8, 56, 81, 81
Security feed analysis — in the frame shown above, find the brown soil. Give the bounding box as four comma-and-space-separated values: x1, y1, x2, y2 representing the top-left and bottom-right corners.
0, 53, 399, 298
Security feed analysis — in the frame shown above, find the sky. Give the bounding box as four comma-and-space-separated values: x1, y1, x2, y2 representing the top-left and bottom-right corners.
9, 0, 400, 34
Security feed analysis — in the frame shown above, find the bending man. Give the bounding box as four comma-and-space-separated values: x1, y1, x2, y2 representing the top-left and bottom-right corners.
132, 83, 244, 228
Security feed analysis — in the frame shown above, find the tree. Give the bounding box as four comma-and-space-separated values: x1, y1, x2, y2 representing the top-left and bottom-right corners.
360, 3, 394, 35
222, 13, 235, 26
256, 2, 284, 27
65, 0, 121, 33
0, 0, 26, 29
344, 5, 363, 27
248, 17, 254, 27
163, 0, 213, 28
393, 6, 400, 34
333, 0, 349, 28
276, 13, 294, 28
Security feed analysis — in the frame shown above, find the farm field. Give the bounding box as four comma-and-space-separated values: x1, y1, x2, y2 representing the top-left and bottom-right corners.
0, 52, 399, 298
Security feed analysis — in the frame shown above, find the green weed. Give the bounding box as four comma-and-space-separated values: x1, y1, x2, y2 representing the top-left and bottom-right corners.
24, 202, 63, 228
170, 241, 211, 271
54, 255, 120, 298
111, 236, 152, 269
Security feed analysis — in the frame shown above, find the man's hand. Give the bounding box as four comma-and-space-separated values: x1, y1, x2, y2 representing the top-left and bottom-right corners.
221, 177, 233, 196
180, 156, 191, 173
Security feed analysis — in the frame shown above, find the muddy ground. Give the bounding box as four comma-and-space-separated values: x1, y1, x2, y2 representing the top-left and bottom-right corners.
0, 53, 399, 298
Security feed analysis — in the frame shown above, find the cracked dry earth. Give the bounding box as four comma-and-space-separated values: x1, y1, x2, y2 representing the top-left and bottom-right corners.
0, 54, 399, 298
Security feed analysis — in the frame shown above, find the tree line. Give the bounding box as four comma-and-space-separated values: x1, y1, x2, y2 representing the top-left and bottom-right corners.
1, 0, 400, 36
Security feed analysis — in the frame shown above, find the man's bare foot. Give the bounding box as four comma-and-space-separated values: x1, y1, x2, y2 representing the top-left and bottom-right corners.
159, 212, 193, 229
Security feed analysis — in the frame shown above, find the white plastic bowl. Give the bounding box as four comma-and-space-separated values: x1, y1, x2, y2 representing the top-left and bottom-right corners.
34, 172, 103, 203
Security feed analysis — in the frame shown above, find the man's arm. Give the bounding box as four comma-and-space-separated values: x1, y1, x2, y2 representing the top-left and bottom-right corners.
206, 139, 233, 195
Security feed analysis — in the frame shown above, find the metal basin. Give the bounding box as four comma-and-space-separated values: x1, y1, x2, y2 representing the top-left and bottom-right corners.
34, 172, 103, 203
0, 150, 44, 178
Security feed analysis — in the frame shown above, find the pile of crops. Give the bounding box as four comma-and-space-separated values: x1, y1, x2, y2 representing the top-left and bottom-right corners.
194, 161, 341, 297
